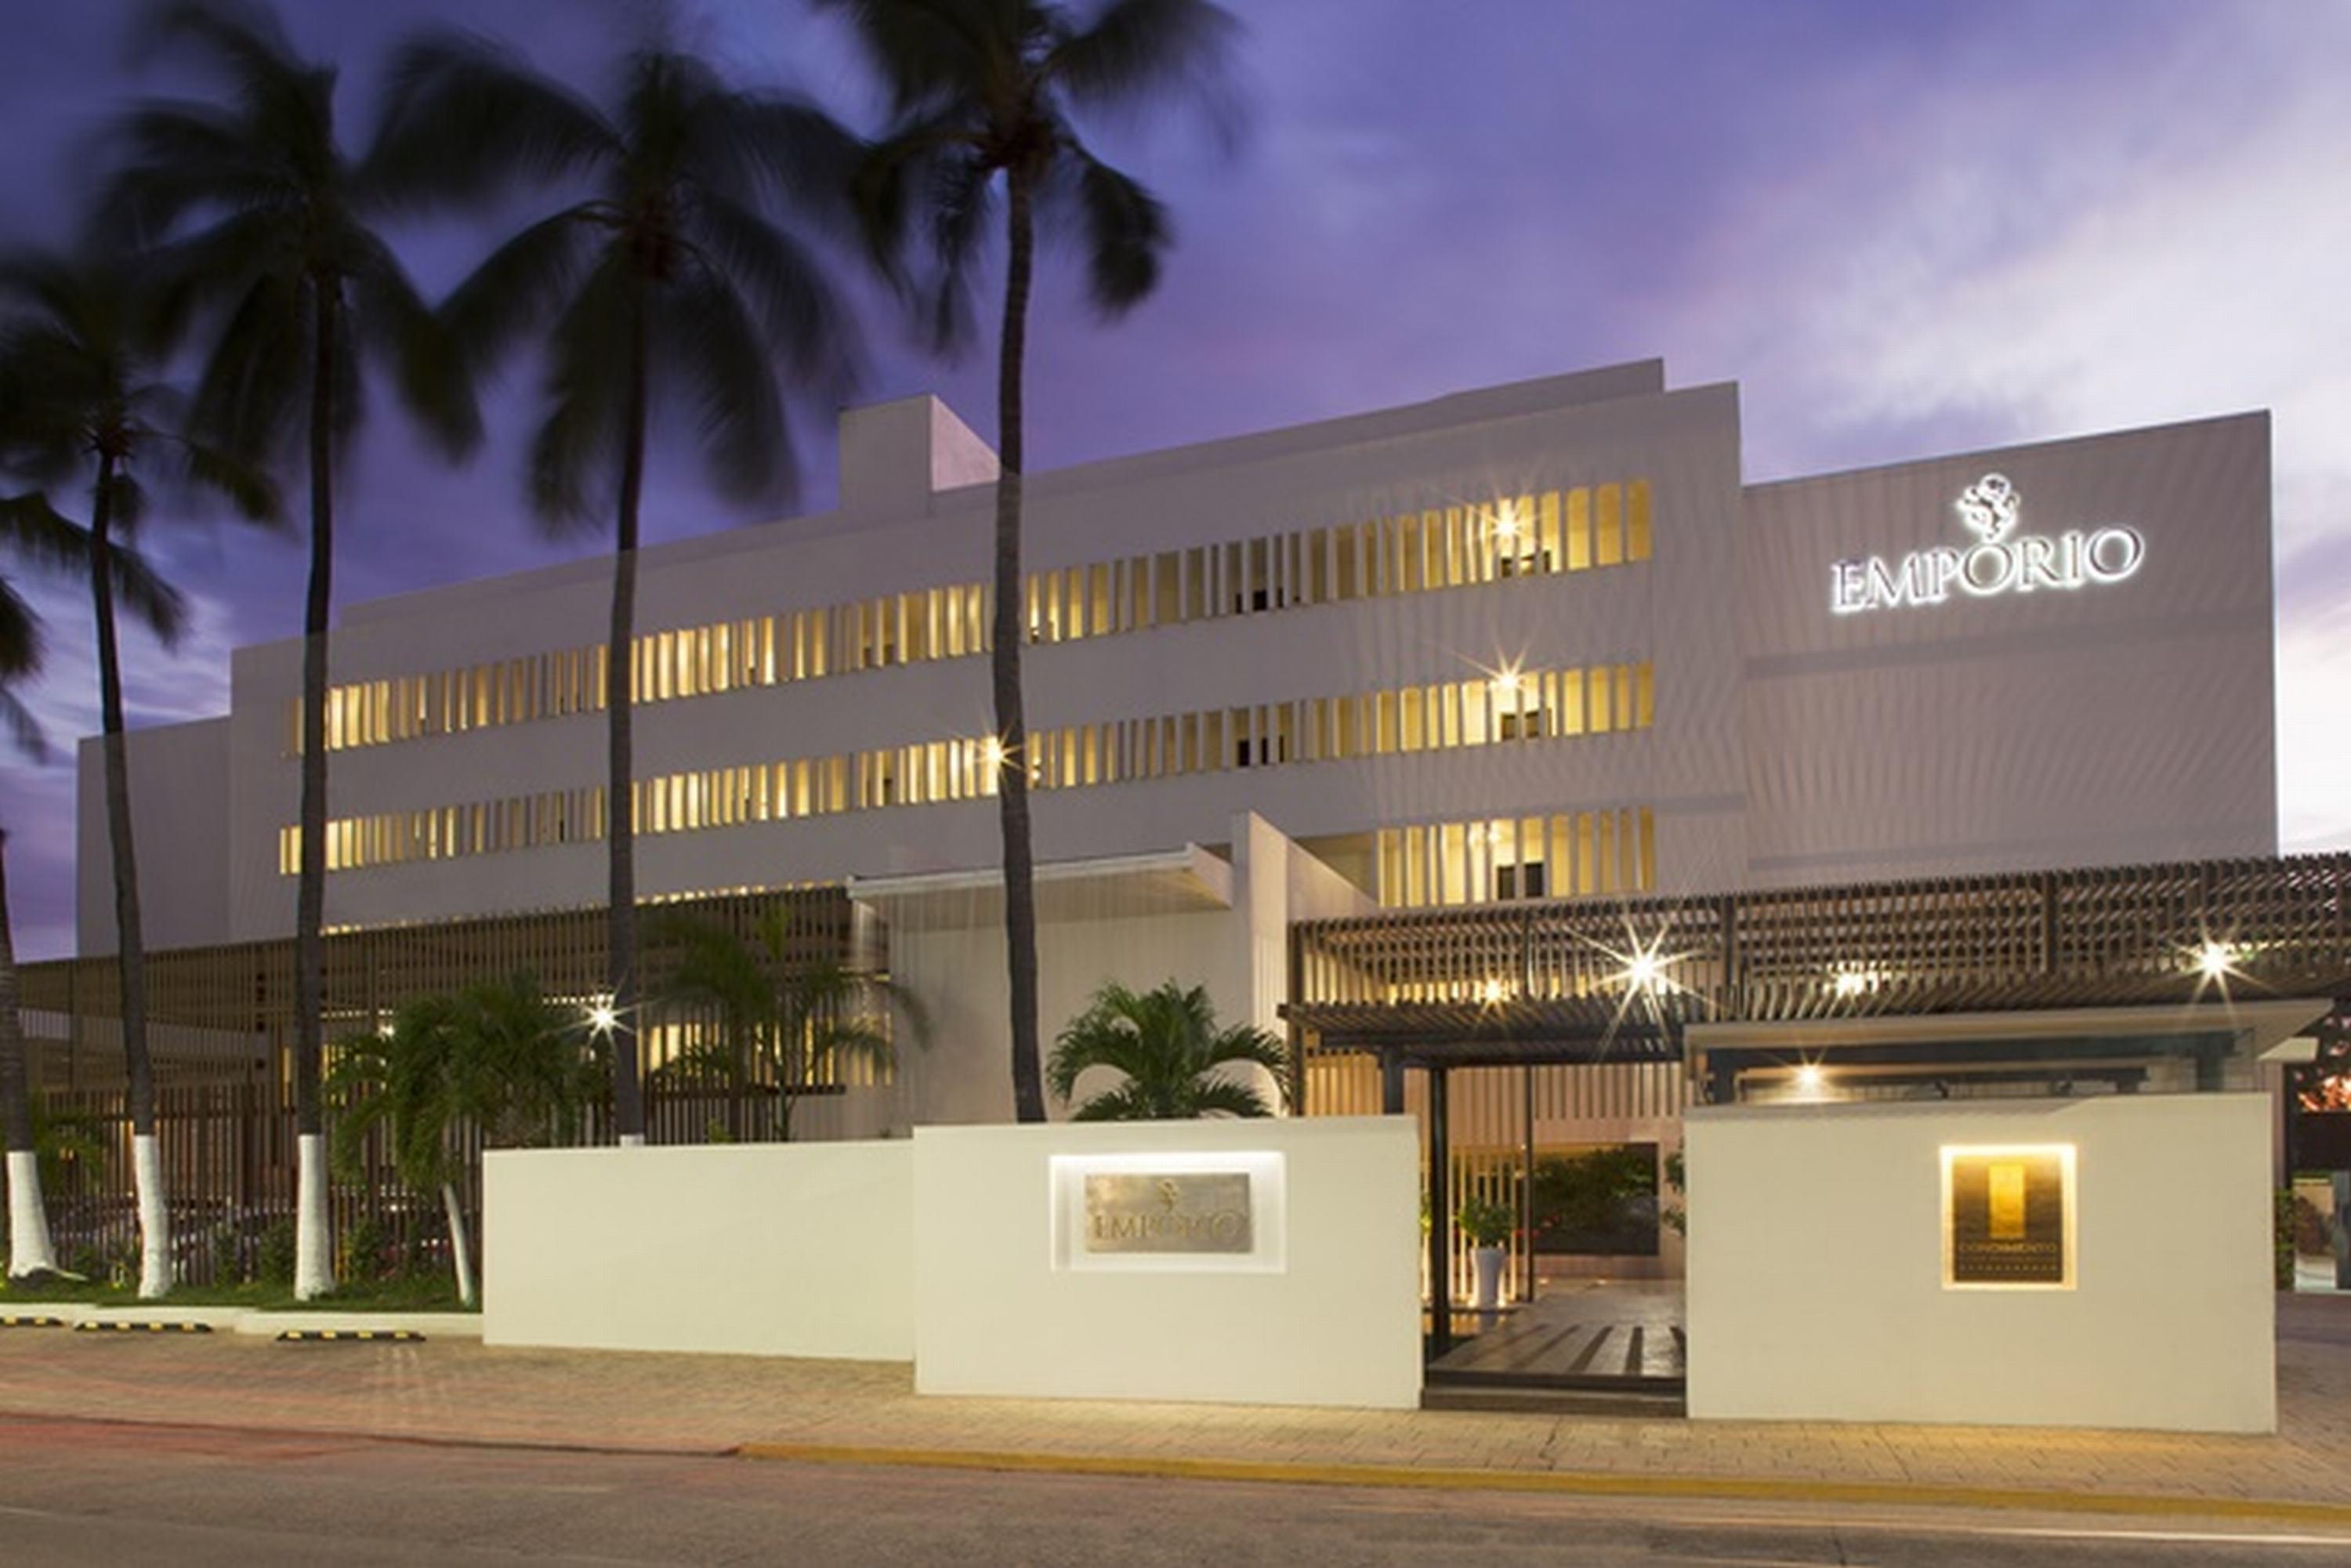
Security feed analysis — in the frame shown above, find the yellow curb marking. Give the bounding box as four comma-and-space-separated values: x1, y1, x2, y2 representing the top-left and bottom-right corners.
275, 1330, 425, 1343
0, 1316, 67, 1328
734, 1442, 2351, 1530
74, 1321, 211, 1334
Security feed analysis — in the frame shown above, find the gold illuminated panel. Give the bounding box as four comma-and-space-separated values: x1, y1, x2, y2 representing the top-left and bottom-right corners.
1942, 1145, 2074, 1289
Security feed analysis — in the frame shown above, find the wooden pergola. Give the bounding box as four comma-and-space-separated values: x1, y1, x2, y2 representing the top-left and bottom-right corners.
1284, 853, 2351, 1353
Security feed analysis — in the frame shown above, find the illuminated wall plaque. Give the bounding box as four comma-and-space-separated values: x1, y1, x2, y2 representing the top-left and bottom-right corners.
1049, 1151, 1287, 1274
1942, 1144, 2076, 1289
1082, 1173, 1253, 1255
1832, 474, 2146, 615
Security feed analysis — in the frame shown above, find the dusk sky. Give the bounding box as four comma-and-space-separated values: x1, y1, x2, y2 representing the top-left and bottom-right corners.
1, 0, 2346, 959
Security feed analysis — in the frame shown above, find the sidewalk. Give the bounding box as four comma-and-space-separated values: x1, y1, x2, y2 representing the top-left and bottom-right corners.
2, 1296, 2347, 1525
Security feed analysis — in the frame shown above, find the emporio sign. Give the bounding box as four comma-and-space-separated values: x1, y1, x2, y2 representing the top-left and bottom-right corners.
1831, 473, 2146, 615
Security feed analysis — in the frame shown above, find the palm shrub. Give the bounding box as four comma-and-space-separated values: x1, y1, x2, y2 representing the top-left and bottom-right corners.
0, 244, 277, 1298
328, 975, 598, 1305
364, 28, 862, 1147
1047, 980, 1286, 1121
824, 0, 1244, 1123
98, 0, 482, 1299
651, 909, 926, 1142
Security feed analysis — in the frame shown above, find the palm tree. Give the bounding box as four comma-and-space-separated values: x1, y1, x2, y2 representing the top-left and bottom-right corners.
0, 246, 276, 1298
0, 509, 79, 1279
328, 975, 598, 1306
652, 909, 926, 1142
1048, 980, 1285, 1121
97, 0, 482, 1298
822, 0, 1243, 1122
364, 30, 862, 1147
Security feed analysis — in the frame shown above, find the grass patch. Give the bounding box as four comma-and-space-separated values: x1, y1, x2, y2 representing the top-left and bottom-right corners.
0, 1275, 477, 1313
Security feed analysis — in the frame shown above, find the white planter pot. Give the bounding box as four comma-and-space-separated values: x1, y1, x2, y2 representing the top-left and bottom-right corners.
1472, 1245, 1507, 1310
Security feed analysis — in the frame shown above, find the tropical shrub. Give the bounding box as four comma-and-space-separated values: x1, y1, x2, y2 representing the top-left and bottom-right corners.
1048, 981, 1287, 1121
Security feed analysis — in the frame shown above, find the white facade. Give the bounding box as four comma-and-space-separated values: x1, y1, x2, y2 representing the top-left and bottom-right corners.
77, 362, 2277, 1134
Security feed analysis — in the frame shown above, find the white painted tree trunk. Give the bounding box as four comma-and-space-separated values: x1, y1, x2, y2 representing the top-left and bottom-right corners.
134, 1133, 170, 1298
440, 1180, 476, 1308
618, 1133, 645, 1148
293, 1132, 334, 1300
5, 1150, 56, 1278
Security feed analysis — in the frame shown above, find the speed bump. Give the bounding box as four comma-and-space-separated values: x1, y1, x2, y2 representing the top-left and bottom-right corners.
76, 1320, 212, 1334
275, 1327, 426, 1343
0, 1315, 68, 1328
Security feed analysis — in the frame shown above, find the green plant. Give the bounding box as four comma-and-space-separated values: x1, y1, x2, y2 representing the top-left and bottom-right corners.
340, 1215, 390, 1286
1531, 1146, 1661, 1255
1048, 980, 1286, 1121
2276, 1187, 2299, 1291
256, 1218, 296, 1288
1661, 1148, 1686, 1237
1454, 1193, 1515, 1249
208, 1223, 237, 1287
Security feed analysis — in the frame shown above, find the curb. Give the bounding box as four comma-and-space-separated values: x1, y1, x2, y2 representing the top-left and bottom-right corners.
74, 1320, 214, 1334
275, 1329, 428, 1343
733, 1442, 2351, 1531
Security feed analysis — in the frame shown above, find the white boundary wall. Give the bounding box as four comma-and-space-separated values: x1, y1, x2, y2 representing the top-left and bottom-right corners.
1686, 1095, 2275, 1433
912, 1117, 1422, 1408
483, 1143, 913, 1360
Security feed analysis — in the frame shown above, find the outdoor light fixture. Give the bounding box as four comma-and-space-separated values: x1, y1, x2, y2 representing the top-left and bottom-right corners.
1792, 1063, 1828, 1098
1625, 951, 1663, 993
1491, 502, 1523, 541
1491, 663, 1523, 698
2197, 940, 2233, 981
1831, 968, 1883, 998
1477, 977, 1509, 1006
980, 736, 1007, 772
585, 998, 620, 1035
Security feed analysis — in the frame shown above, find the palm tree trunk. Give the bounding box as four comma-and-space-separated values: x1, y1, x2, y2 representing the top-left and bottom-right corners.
995, 164, 1045, 1125
90, 452, 170, 1298
440, 1179, 476, 1308
0, 830, 59, 1280
607, 297, 648, 1146
293, 280, 339, 1298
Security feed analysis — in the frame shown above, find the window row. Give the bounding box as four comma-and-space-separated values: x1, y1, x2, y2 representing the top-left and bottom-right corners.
283, 661, 1656, 874
299, 479, 1656, 754
1374, 809, 1657, 910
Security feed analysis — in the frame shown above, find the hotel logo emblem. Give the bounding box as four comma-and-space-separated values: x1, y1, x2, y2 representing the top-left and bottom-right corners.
1831, 473, 2146, 615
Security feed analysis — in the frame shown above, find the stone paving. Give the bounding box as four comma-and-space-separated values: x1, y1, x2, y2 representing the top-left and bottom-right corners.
0, 1298, 2346, 1512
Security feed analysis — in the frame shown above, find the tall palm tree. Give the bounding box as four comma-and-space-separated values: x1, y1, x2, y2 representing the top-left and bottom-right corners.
0, 247, 276, 1298
822, 0, 1242, 1121
98, 0, 482, 1297
365, 31, 861, 1144
1048, 980, 1285, 1121
0, 498, 93, 1278
653, 908, 926, 1142
328, 976, 598, 1306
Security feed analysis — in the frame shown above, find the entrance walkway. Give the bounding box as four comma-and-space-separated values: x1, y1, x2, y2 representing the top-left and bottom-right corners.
1429, 1283, 1683, 1387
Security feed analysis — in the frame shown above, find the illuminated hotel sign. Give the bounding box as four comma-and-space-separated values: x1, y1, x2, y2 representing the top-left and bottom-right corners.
1942, 1144, 2076, 1289
1083, 1173, 1253, 1255
1832, 473, 2146, 615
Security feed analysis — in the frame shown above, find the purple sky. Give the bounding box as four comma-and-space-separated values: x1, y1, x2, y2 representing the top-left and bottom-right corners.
3, 0, 2347, 959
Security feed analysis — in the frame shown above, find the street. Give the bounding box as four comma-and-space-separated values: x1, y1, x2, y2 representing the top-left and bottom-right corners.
1, 1416, 2346, 1566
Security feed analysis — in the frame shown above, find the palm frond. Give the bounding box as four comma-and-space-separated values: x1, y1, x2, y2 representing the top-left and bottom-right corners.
525, 251, 636, 531
1062, 147, 1166, 316
0, 494, 89, 577
365, 31, 618, 208
346, 228, 482, 460
103, 538, 189, 647
1186, 1076, 1274, 1119
0, 575, 44, 686
1048, 0, 1241, 114
814, 0, 999, 116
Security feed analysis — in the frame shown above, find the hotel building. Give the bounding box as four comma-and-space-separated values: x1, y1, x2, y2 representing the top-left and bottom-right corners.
51, 357, 2345, 1302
